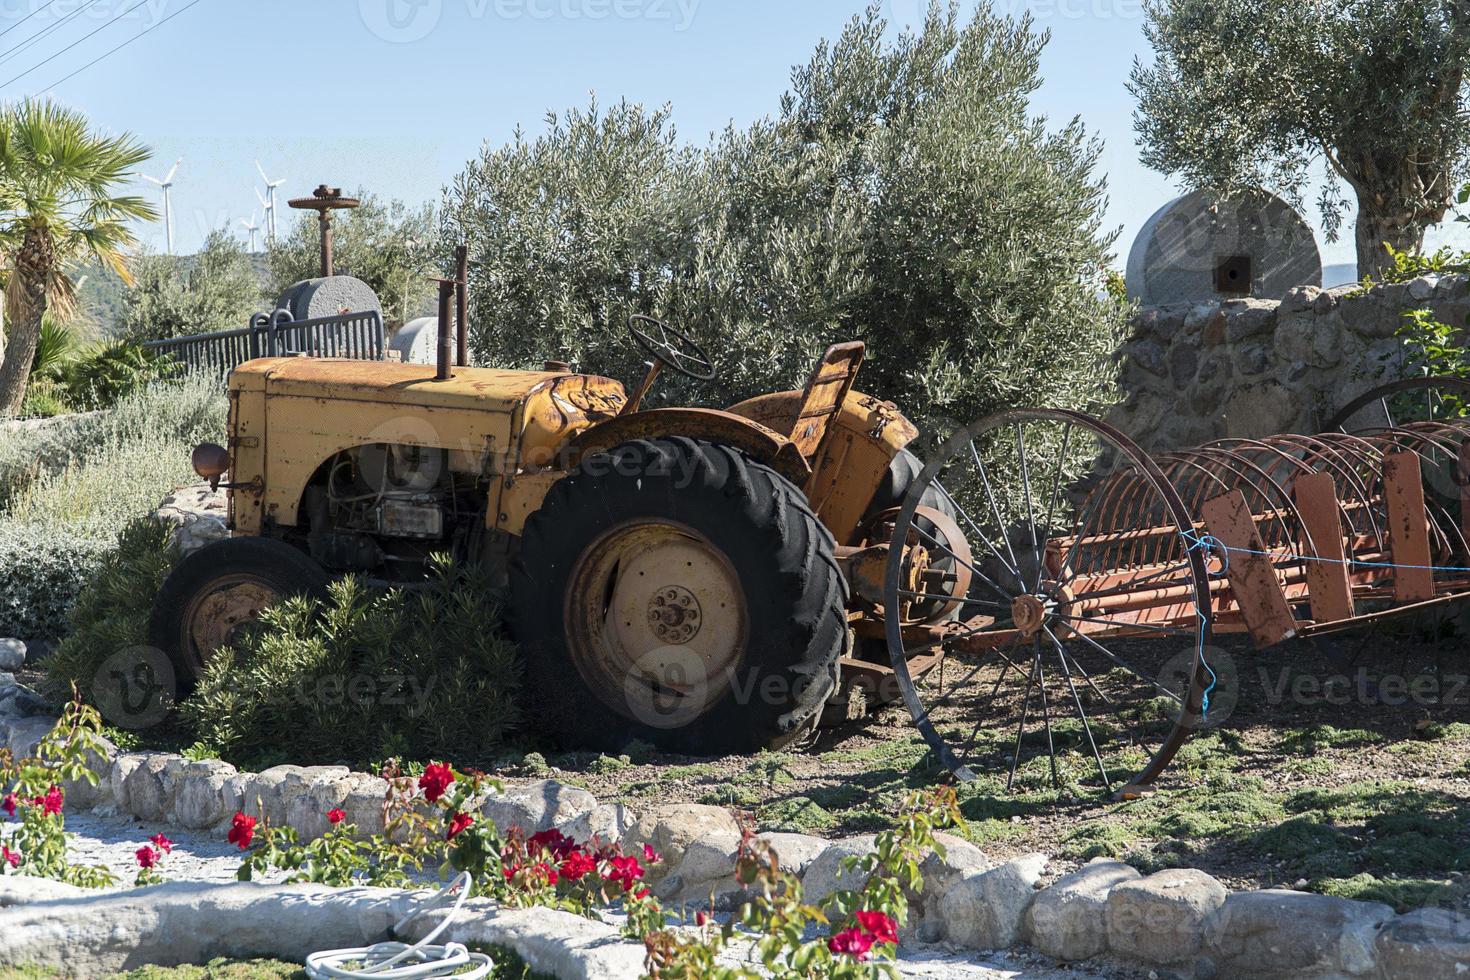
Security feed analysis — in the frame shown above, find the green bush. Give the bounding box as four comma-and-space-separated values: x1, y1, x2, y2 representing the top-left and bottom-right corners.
41, 517, 177, 704
444, 3, 1124, 434
182, 558, 523, 769
0, 377, 223, 638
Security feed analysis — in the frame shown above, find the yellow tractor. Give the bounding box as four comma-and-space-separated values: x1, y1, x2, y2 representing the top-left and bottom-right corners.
151, 315, 966, 753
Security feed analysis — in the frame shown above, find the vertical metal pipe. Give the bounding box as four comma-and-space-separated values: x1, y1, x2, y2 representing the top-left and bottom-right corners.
436, 280, 455, 381
454, 245, 469, 367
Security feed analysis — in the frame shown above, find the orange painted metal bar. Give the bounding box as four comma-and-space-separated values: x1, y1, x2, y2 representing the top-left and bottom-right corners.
1382, 451, 1434, 602
1202, 490, 1298, 648
1293, 471, 1355, 623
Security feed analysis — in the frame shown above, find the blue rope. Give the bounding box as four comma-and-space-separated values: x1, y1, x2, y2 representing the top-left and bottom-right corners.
1171, 529, 1470, 721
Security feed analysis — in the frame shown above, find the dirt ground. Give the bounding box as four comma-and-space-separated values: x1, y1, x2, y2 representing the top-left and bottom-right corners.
528, 622, 1470, 911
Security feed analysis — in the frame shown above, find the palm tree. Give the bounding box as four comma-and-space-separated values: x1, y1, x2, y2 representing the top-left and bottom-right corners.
0, 99, 155, 416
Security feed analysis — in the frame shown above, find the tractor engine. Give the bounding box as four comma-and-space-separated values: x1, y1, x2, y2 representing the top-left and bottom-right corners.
300, 443, 486, 577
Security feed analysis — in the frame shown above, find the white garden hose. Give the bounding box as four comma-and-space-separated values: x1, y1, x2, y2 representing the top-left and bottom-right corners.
303, 872, 494, 980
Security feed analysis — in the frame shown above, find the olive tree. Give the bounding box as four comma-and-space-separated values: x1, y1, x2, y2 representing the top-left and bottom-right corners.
445, 2, 1125, 431
117, 230, 262, 341
1131, 0, 1470, 279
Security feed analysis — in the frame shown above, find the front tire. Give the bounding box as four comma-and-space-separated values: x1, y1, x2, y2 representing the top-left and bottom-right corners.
509, 437, 847, 755
148, 536, 329, 693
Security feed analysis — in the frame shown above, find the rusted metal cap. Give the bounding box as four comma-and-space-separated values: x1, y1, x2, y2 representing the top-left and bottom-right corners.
288, 184, 361, 212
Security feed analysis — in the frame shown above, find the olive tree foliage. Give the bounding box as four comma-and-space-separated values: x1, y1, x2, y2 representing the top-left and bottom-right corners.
443, 2, 1125, 433
1131, 0, 1470, 279
266, 192, 438, 329
117, 230, 262, 341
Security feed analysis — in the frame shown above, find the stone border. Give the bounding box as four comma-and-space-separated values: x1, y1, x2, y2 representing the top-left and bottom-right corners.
2, 683, 1463, 978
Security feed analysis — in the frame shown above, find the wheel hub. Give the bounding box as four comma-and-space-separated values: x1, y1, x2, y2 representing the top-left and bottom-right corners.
1012, 594, 1050, 637
648, 586, 703, 644
186, 578, 279, 666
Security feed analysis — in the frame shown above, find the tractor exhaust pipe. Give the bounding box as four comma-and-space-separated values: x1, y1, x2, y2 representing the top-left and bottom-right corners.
454, 245, 469, 368
436, 278, 455, 381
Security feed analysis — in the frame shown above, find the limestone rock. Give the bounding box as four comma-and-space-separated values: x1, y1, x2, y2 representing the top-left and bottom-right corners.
0, 639, 24, 672
1105, 867, 1226, 965
4, 716, 53, 759
758, 832, 834, 881
59, 738, 117, 811
119, 752, 186, 822
656, 830, 742, 908
338, 772, 390, 837
0, 876, 90, 906
481, 779, 597, 837
801, 835, 878, 905
241, 765, 310, 826
1374, 907, 1470, 979
154, 485, 228, 557
1024, 858, 1141, 961
172, 759, 245, 830
1223, 299, 1279, 344
940, 852, 1047, 950
282, 766, 355, 840
1202, 888, 1392, 978
623, 804, 741, 886
560, 802, 636, 846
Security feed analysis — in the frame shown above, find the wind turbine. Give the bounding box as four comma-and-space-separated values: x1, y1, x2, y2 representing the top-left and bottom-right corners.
239, 211, 260, 252
139, 156, 182, 255
256, 161, 287, 244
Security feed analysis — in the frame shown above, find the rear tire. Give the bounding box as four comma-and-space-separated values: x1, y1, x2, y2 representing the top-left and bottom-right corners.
148, 536, 329, 694
509, 437, 847, 755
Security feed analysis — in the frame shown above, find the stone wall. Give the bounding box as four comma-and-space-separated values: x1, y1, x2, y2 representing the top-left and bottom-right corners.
1108, 273, 1470, 451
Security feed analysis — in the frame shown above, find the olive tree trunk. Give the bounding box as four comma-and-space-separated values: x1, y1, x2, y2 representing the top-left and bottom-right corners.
1354, 204, 1426, 281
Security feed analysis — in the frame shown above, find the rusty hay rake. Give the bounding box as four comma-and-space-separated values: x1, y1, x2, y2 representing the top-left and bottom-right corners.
880, 377, 1470, 797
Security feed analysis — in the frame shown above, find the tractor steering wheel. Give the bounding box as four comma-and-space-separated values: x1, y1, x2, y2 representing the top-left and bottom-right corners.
629, 315, 717, 381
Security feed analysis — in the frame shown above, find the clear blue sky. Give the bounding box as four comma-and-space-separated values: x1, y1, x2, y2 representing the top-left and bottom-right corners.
5, 0, 1462, 275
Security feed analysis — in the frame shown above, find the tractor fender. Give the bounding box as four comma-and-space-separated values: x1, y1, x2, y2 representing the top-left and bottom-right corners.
569, 408, 813, 488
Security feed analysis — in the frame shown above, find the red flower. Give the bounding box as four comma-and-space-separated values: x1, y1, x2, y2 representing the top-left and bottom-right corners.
529, 828, 576, 860
559, 849, 596, 882
135, 846, 158, 870
447, 811, 474, 840
502, 863, 521, 882
633, 888, 650, 900
695, 910, 710, 927
149, 834, 174, 855
828, 927, 875, 961
855, 910, 898, 945
642, 843, 661, 865
1, 794, 15, 818
604, 854, 645, 892
1, 845, 17, 869
418, 763, 455, 803
38, 786, 63, 816
227, 812, 257, 850
327, 808, 346, 826
534, 861, 559, 886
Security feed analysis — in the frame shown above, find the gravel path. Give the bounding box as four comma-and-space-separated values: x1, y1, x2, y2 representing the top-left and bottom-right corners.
60, 813, 1135, 980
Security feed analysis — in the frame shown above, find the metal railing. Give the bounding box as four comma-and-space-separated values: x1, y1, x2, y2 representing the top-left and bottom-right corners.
141, 309, 386, 377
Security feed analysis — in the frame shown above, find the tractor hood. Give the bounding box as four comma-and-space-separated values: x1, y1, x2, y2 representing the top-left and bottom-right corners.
230, 357, 626, 415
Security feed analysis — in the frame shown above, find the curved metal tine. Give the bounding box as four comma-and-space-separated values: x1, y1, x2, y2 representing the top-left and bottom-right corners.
1192, 442, 1311, 554
1035, 638, 1059, 788
1037, 421, 1076, 583
931, 478, 1025, 597
1015, 422, 1043, 592
1275, 434, 1384, 542
1043, 626, 1112, 792
902, 517, 1014, 601
965, 439, 1026, 586
1054, 454, 1135, 584
1052, 623, 1187, 704
1006, 645, 1042, 793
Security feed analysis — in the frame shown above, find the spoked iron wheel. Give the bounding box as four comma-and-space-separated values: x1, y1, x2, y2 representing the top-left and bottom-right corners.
1324, 376, 1470, 433
883, 409, 1216, 797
